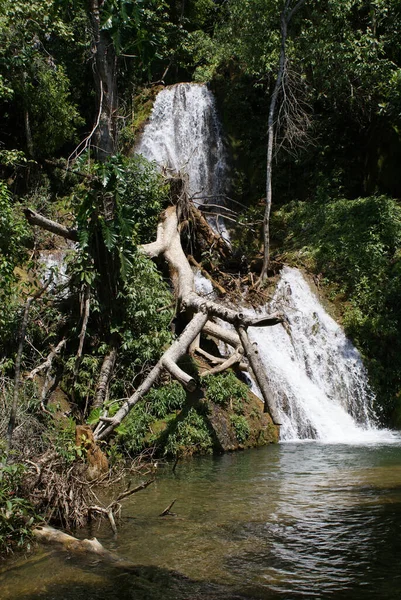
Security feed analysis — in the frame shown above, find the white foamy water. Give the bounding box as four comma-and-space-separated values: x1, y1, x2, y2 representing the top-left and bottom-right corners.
247, 267, 396, 443
39, 249, 69, 290
136, 83, 229, 238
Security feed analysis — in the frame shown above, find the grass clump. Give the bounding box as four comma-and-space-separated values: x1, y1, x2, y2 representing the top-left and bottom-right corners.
202, 371, 249, 408
230, 414, 250, 444
164, 408, 213, 457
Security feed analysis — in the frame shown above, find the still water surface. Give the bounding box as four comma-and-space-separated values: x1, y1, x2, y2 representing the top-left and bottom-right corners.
2, 441, 401, 599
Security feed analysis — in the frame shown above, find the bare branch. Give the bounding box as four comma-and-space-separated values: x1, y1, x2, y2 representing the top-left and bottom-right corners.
24, 208, 78, 242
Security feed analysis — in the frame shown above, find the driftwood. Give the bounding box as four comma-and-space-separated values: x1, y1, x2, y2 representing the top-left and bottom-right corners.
159, 499, 177, 517
89, 478, 155, 534
33, 525, 134, 567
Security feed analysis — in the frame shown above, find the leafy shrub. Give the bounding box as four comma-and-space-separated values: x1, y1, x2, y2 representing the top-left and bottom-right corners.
202, 371, 249, 407
117, 383, 188, 455
0, 461, 37, 554
116, 406, 155, 456
164, 408, 213, 457
230, 414, 250, 443
145, 381, 186, 419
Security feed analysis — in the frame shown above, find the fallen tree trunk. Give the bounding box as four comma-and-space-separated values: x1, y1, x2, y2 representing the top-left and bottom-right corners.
23, 208, 78, 242
94, 205, 283, 440
24, 200, 285, 441
33, 525, 134, 567
95, 311, 209, 439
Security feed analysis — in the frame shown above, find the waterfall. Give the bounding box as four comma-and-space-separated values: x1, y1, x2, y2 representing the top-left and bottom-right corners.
247, 267, 393, 443
136, 83, 229, 237
140, 84, 393, 444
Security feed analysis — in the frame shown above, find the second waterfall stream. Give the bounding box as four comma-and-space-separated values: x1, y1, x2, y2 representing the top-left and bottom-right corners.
138, 83, 394, 444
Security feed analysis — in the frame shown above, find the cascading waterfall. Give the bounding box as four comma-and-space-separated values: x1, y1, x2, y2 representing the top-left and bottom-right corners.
136, 83, 229, 237
136, 83, 228, 202
246, 267, 393, 443
140, 83, 392, 444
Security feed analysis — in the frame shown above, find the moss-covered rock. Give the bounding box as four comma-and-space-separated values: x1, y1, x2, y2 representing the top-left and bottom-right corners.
206, 390, 278, 451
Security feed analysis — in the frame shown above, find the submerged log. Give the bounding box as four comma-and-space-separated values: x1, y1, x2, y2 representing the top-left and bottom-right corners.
33, 525, 134, 567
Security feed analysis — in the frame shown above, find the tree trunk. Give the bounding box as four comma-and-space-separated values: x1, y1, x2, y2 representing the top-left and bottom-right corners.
89, 0, 118, 161
259, 0, 307, 282
93, 344, 118, 410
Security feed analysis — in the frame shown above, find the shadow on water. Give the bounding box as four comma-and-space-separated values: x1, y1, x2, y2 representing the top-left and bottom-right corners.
1, 554, 257, 600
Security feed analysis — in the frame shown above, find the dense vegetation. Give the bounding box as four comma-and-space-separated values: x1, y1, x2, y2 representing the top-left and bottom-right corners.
1, 0, 401, 551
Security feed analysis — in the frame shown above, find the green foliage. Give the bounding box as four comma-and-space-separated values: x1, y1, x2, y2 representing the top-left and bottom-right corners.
0, 0, 82, 156
164, 408, 213, 457
100, 0, 171, 63
116, 404, 155, 455
64, 154, 173, 406
118, 251, 174, 367
145, 382, 186, 419
202, 372, 249, 407
0, 461, 37, 554
0, 181, 31, 350
274, 194, 401, 419
65, 355, 102, 410
230, 414, 250, 443
115, 382, 186, 455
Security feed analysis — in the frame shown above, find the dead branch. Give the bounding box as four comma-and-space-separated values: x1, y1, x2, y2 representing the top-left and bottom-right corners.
74, 286, 90, 376
27, 339, 67, 381
201, 348, 243, 376
93, 344, 118, 410
159, 499, 177, 517
188, 255, 227, 295
67, 80, 104, 166
23, 208, 78, 242
259, 0, 307, 283
236, 325, 281, 424
95, 311, 209, 440
115, 478, 155, 503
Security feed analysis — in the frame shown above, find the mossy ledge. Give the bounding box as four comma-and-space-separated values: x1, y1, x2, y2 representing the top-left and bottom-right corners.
117, 367, 279, 459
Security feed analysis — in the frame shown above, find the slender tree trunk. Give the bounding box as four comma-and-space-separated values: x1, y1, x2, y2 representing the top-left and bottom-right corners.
23, 72, 34, 157
89, 0, 118, 161
259, 0, 306, 282
93, 344, 118, 410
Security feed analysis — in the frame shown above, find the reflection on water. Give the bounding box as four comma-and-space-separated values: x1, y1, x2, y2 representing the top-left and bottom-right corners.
2, 441, 401, 599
